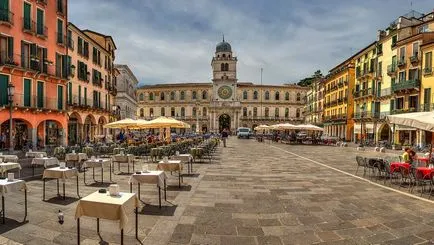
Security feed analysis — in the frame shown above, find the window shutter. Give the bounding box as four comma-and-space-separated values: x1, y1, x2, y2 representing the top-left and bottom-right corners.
78, 85, 81, 105
7, 36, 13, 62
21, 41, 25, 67
62, 55, 67, 78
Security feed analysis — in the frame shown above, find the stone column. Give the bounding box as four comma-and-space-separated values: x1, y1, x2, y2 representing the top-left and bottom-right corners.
31, 128, 37, 150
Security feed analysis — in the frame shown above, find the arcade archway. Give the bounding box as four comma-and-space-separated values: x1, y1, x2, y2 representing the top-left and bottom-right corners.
219, 114, 231, 133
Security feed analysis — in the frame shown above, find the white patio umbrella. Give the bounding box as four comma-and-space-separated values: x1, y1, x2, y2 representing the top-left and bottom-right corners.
387, 112, 434, 132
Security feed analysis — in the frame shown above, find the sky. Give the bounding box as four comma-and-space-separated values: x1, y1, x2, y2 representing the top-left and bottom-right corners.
69, 0, 434, 86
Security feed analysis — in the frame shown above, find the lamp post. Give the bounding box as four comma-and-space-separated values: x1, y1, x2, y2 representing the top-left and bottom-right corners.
7, 83, 14, 152
360, 104, 365, 147
196, 103, 200, 134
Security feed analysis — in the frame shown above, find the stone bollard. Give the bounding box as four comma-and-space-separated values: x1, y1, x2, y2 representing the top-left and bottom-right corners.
374, 147, 380, 152
357, 147, 365, 151
342, 143, 348, 147
380, 147, 386, 153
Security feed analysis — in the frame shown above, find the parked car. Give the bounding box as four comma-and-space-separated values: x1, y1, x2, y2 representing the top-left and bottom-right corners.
237, 127, 251, 139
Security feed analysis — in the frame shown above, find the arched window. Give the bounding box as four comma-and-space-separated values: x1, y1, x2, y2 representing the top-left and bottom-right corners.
192, 91, 197, 100
149, 108, 154, 116
221, 63, 225, 71
222, 54, 226, 58
285, 108, 289, 118
297, 93, 301, 101
253, 91, 258, 100
149, 92, 154, 101
275, 108, 279, 117
296, 108, 300, 117
224, 63, 229, 71
139, 108, 144, 117
275, 92, 280, 100
170, 91, 175, 100
171, 107, 175, 117
202, 107, 207, 116
139, 93, 144, 101
243, 107, 247, 117
202, 91, 207, 100
192, 107, 197, 116
181, 107, 185, 117
265, 91, 270, 100
180, 91, 185, 100
265, 107, 269, 117
248, 110, 252, 116
160, 92, 165, 101
253, 107, 258, 117
285, 92, 289, 101
243, 91, 248, 100
160, 107, 165, 116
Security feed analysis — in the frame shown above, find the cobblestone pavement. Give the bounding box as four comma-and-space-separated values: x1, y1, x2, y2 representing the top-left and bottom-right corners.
2, 139, 434, 244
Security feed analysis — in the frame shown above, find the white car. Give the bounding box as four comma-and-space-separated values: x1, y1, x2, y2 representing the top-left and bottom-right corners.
237, 127, 251, 139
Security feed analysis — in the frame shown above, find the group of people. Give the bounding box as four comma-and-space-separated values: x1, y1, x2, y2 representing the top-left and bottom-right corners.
402, 147, 419, 166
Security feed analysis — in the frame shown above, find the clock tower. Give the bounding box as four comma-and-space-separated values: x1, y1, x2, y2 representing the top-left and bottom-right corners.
209, 36, 241, 133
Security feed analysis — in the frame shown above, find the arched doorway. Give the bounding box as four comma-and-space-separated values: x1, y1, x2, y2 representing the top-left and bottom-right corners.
1, 119, 32, 150
379, 124, 392, 142
84, 115, 96, 143
219, 114, 231, 133
37, 120, 62, 147
201, 124, 208, 133
68, 112, 82, 146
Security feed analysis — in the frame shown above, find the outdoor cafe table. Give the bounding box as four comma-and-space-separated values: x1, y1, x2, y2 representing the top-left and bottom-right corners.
417, 157, 430, 165
0, 162, 21, 178
190, 147, 203, 162
75, 191, 139, 245
416, 167, 434, 179
65, 153, 88, 168
150, 148, 162, 162
82, 158, 113, 185
157, 160, 183, 188
0, 179, 27, 224
112, 154, 135, 174
25, 151, 47, 158
31, 157, 59, 176
171, 154, 193, 174
0, 155, 18, 163
42, 167, 79, 200
390, 162, 411, 173
128, 170, 167, 208
113, 147, 125, 155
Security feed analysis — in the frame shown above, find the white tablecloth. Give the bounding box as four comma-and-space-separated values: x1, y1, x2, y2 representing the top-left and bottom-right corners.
65, 153, 88, 162
83, 159, 111, 169
43, 167, 78, 180
31, 157, 59, 168
25, 152, 47, 158
0, 162, 21, 175
157, 160, 183, 172
170, 154, 193, 163
0, 179, 26, 195
0, 155, 19, 163
112, 154, 134, 163
128, 171, 166, 187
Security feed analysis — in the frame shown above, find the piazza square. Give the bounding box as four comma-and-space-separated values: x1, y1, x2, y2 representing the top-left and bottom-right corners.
2, 1, 434, 245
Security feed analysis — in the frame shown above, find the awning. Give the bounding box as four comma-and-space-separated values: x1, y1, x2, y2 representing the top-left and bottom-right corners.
394, 125, 417, 131
387, 112, 434, 132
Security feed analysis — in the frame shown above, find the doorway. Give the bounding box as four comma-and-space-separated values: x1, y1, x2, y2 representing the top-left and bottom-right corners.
219, 114, 231, 133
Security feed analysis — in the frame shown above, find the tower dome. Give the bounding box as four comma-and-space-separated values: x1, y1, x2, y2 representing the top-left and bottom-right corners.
216, 35, 231, 53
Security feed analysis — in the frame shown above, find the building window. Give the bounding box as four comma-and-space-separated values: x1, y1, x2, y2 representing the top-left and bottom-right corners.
192, 107, 197, 117
202, 107, 207, 116
253, 107, 257, 117
285, 108, 289, 118
170, 91, 175, 100
202, 91, 207, 100
180, 91, 185, 100
192, 91, 197, 100
275, 92, 280, 100
253, 91, 258, 100
265, 91, 270, 100
149, 108, 154, 116
296, 108, 300, 118
425, 52, 432, 71
56, 18, 64, 44
265, 107, 269, 117
160, 92, 165, 101
92, 47, 101, 66
243, 107, 247, 117
275, 108, 279, 117
36, 8, 45, 36
181, 107, 185, 117
171, 107, 175, 117
161, 107, 165, 116
243, 91, 248, 100
140, 108, 144, 117
285, 92, 289, 100
398, 71, 406, 82
220, 63, 224, 71
296, 93, 301, 101
149, 92, 154, 101
139, 93, 144, 101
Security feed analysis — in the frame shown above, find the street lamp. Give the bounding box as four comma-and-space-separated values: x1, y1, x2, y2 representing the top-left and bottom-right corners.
360, 104, 365, 147
7, 83, 14, 152
111, 105, 118, 120
195, 103, 200, 134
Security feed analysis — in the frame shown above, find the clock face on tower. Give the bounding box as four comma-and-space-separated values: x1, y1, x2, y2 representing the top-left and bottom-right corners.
218, 85, 233, 99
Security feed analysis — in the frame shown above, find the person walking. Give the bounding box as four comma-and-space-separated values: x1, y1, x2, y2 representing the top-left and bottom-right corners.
221, 128, 229, 147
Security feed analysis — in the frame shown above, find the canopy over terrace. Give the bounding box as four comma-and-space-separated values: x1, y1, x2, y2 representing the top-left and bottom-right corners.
387, 112, 434, 132
254, 125, 270, 131
269, 123, 296, 130
294, 124, 324, 131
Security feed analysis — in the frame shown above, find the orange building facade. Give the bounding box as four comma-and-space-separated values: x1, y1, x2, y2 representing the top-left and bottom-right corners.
0, 0, 68, 149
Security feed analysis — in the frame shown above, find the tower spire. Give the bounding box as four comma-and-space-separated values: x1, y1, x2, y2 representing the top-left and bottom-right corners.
222, 34, 225, 42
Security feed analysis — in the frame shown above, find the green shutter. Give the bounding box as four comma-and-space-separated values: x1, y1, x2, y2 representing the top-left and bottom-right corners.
24, 78, 31, 107
42, 48, 47, 73
0, 74, 8, 106
0, 0, 9, 22
36, 9, 44, 35
84, 87, 87, 106
37, 81, 44, 108
7, 36, 13, 62
57, 19, 63, 43
68, 83, 72, 104
78, 85, 81, 105
23, 3, 31, 30
57, 86, 63, 110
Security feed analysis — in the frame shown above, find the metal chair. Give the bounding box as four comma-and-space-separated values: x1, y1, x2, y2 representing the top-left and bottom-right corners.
355, 156, 366, 176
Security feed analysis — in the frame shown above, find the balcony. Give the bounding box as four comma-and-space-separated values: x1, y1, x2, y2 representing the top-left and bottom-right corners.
56, 33, 66, 46
387, 64, 397, 76
36, 0, 47, 5
324, 114, 347, 122
420, 104, 434, 112
36, 24, 48, 38
391, 79, 420, 93
11, 94, 64, 111
397, 59, 406, 68
424, 67, 433, 76
354, 111, 380, 119
410, 55, 419, 64
354, 88, 375, 99
22, 18, 35, 33
0, 9, 14, 26
391, 107, 418, 115
0, 52, 18, 66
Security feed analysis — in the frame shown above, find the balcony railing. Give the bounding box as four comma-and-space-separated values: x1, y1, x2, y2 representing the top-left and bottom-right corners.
354, 88, 375, 98
354, 112, 380, 119
11, 94, 64, 111
0, 9, 14, 25
397, 59, 406, 67
56, 32, 66, 45
36, 24, 48, 38
22, 18, 35, 33
410, 55, 419, 63
387, 64, 397, 76
391, 79, 420, 93
36, 0, 47, 5
390, 107, 419, 115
